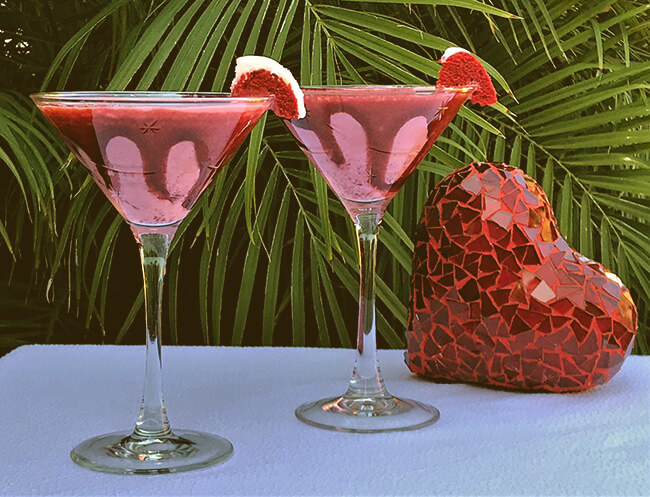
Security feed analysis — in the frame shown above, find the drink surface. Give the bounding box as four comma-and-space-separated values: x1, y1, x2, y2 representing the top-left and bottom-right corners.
283, 87, 471, 221
37, 100, 269, 233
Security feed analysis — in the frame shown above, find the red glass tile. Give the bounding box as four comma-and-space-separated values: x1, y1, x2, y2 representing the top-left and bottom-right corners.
432, 306, 450, 327
572, 307, 593, 329
502, 191, 520, 210
459, 279, 480, 302
522, 359, 539, 377
523, 227, 540, 241
584, 282, 602, 306
549, 298, 573, 315
512, 245, 529, 264
495, 231, 511, 249
442, 344, 457, 362
601, 294, 619, 315
518, 308, 546, 328
510, 315, 529, 335
523, 245, 541, 265
483, 315, 501, 336
433, 326, 454, 347
494, 340, 510, 354
487, 219, 508, 240
497, 267, 519, 286
502, 254, 521, 273
585, 301, 604, 317
537, 241, 554, 259
562, 357, 582, 376
511, 225, 529, 245
570, 321, 589, 343
574, 354, 596, 372
550, 315, 571, 328
460, 173, 482, 195
603, 281, 621, 300
475, 323, 494, 346
542, 351, 561, 370
431, 280, 448, 299
514, 199, 528, 214
537, 317, 552, 334
447, 301, 470, 322
557, 285, 580, 299
465, 218, 483, 235
458, 205, 480, 224
562, 333, 579, 355
596, 352, 610, 369
557, 270, 575, 286
501, 178, 519, 195
567, 290, 586, 310
509, 281, 528, 305
482, 197, 501, 221
502, 354, 521, 372
445, 213, 464, 237
467, 235, 492, 253
478, 272, 499, 290
446, 186, 472, 203
445, 286, 460, 302
621, 334, 636, 357
482, 168, 501, 184
463, 320, 481, 334
499, 303, 518, 324
549, 251, 565, 268
480, 292, 499, 316
438, 273, 454, 288
490, 355, 504, 374
513, 211, 530, 226
454, 265, 470, 283
479, 254, 500, 273
555, 237, 570, 252
535, 260, 558, 286
523, 188, 540, 206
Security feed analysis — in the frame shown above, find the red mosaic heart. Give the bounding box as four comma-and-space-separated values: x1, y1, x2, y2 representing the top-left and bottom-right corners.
406, 162, 638, 392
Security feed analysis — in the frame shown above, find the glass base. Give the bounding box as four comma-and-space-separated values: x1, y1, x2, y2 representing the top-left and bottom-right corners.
295, 395, 440, 433
70, 429, 233, 475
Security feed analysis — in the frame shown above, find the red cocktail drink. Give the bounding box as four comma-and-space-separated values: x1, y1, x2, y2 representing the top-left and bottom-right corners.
38, 97, 268, 237
33, 92, 270, 474
283, 86, 473, 433
285, 87, 470, 221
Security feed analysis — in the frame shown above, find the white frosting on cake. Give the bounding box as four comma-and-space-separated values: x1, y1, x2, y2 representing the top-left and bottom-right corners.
233, 56, 306, 118
440, 47, 471, 63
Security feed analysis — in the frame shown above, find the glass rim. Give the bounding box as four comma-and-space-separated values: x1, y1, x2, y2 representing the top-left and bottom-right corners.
30, 91, 273, 104
300, 84, 476, 94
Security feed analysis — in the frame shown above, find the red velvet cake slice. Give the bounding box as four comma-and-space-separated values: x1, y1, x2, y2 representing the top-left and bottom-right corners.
231, 56, 306, 119
437, 47, 497, 106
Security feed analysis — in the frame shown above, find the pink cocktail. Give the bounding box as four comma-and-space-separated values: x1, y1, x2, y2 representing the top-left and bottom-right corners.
285, 86, 469, 221
39, 97, 267, 237
33, 92, 271, 474
284, 86, 473, 433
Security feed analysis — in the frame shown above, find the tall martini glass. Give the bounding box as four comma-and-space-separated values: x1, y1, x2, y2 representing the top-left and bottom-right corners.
32, 92, 271, 473
283, 86, 473, 432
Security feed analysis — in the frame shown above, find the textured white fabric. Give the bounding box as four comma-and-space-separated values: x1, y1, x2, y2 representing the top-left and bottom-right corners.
0, 345, 648, 496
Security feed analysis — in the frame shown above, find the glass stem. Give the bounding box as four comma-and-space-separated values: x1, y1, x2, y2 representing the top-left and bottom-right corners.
345, 213, 389, 399
134, 232, 172, 438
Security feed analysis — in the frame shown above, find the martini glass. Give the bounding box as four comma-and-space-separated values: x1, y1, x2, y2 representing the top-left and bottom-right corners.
32, 92, 271, 473
283, 85, 473, 433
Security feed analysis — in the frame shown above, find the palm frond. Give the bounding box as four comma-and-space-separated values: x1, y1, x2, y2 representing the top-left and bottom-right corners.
1, 0, 648, 354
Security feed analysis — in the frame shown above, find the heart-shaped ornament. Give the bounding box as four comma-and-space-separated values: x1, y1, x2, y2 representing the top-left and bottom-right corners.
406, 162, 637, 392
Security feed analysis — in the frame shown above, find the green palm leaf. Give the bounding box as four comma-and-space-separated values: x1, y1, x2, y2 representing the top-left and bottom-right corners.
1, 0, 648, 354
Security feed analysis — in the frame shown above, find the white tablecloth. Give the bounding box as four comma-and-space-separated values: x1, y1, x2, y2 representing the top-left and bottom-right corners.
0, 345, 648, 496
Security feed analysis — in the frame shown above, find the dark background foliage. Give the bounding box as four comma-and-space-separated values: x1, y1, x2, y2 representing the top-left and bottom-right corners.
0, 0, 648, 357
